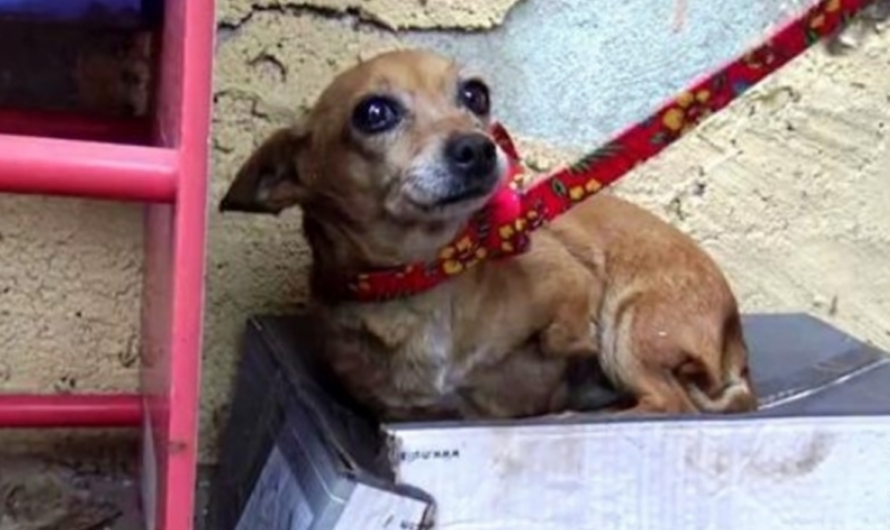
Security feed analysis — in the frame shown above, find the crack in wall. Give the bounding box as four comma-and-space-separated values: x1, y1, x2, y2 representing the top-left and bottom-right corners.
218, 3, 394, 41
218, 0, 524, 38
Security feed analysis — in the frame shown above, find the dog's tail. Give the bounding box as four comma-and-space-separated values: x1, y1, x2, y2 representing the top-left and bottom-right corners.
686, 375, 756, 413
681, 312, 757, 413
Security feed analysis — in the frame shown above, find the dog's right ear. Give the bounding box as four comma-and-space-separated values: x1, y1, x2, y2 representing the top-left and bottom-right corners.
219, 125, 309, 215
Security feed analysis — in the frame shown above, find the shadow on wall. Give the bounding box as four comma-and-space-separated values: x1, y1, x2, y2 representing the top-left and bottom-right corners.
402, 0, 820, 150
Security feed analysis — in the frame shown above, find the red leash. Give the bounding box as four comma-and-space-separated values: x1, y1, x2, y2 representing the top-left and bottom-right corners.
335, 0, 869, 302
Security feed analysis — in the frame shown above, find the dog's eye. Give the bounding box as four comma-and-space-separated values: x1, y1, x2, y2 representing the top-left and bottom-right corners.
458, 79, 491, 116
352, 96, 403, 134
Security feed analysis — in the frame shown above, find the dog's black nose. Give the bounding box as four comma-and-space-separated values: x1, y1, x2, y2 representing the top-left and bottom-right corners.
445, 133, 498, 179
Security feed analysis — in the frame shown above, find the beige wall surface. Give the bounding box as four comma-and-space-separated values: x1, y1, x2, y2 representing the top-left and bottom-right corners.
1, 1, 887, 462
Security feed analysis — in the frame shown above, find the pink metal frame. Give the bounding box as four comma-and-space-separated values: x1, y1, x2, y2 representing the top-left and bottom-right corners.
0, 1, 215, 529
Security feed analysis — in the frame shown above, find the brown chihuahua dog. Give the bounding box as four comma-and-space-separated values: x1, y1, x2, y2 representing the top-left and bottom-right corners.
220, 49, 757, 421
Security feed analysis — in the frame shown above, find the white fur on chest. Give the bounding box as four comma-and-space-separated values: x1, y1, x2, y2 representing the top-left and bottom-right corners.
328, 293, 501, 413
418, 309, 498, 394
418, 309, 453, 395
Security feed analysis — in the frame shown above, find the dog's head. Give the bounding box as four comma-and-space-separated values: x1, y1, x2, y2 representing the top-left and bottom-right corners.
219, 49, 510, 264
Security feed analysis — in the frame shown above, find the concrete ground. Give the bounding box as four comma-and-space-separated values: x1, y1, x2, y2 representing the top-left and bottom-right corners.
0, 434, 141, 530
0, 447, 214, 530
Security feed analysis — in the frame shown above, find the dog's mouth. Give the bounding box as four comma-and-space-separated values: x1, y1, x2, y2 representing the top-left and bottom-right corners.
406, 177, 501, 215
400, 148, 508, 217
431, 182, 497, 207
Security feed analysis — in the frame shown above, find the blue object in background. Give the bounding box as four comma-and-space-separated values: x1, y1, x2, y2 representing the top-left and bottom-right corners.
0, 0, 156, 20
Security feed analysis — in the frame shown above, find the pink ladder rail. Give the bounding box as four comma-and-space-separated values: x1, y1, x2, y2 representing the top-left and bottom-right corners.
0, 1, 215, 529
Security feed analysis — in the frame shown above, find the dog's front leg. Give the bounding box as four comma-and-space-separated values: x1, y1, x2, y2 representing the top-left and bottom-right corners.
540, 315, 599, 358
539, 276, 603, 359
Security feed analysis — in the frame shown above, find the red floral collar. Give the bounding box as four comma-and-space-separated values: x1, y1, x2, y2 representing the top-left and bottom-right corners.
326, 0, 866, 303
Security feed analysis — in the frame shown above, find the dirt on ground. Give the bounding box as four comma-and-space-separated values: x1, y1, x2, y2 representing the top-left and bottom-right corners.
0, 440, 142, 530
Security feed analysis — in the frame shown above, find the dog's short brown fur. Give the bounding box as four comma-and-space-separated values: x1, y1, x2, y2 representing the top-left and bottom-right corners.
220, 49, 757, 421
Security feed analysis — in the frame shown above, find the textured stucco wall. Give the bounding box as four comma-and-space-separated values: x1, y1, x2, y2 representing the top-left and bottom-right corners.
0, 197, 141, 393
2, 0, 888, 463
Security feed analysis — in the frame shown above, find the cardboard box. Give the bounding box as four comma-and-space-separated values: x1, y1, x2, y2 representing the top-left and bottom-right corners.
210, 314, 890, 530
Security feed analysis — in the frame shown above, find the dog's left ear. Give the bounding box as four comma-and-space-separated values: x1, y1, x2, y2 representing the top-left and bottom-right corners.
219, 124, 309, 215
